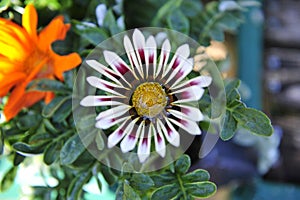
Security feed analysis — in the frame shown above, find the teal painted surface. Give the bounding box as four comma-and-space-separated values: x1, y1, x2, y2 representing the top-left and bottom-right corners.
237, 4, 264, 110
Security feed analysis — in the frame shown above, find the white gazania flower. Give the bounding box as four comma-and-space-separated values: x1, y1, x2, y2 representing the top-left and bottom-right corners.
80, 29, 212, 163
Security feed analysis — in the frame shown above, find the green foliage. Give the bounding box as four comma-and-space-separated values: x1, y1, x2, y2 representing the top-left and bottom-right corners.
0, 1, 273, 200
150, 155, 216, 199
220, 79, 273, 140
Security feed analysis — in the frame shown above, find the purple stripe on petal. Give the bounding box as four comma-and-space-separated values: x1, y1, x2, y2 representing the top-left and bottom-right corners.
138, 49, 145, 63
116, 63, 129, 75
172, 58, 180, 69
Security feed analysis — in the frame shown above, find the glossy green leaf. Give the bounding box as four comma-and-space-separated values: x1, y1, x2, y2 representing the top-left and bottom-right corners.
151, 172, 176, 187
180, 0, 202, 18
0, 0, 10, 12
185, 182, 217, 198
151, 183, 179, 200
233, 107, 273, 136
131, 173, 154, 191
103, 9, 122, 34
182, 169, 210, 183
167, 9, 189, 34
152, 0, 182, 25
42, 96, 70, 118
101, 165, 118, 186
175, 154, 191, 174
67, 171, 92, 200
123, 181, 141, 200
16, 114, 42, 130
220, 110, 237, 140
0, 128, 3, 155
27, 79, 70, 93
72, 20, 109, 46
52, 98, 72, 122
13, 152, 25, 166
13, 141, 49, 154
60, 133, 85, 165
44, 141, 61, 165
0, 166, 17, 191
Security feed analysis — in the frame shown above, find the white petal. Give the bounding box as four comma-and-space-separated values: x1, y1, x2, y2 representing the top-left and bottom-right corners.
168, 58, 193, 87
124, 35, 143, 78
107, 119, 129, 148
165, 58, 193, 85
96, 116, 129, 130
154, 122, 166, 157
96, 104, 131, 120
103, 50, 136, 78
156, 39, 170, 78
168, 117, 201, 135
133, 29, 146, 78
87, 76, 125, 97
158, 118, 180, 147
145, 36, 157, 78
172, 75, 212, 90
80, 95, 124, 107
86, 60, 124, 88
163, 44, 190, 78
172, 85, 205, 103
120, 120, 144, 152
137, 123, 152, 163
168, 104, 204, 121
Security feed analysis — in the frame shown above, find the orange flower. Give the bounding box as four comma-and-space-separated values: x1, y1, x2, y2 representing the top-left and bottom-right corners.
0, 4, 82, 121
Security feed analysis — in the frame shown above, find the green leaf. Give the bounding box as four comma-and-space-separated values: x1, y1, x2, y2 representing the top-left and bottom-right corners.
72, 20, 109, 46
52, 98, 72, 122
101, 165, 118, 185
103, 9, 122, 35
220, 110, 237, 140
152, 0, 183, 26
16, 114, 42, 130
174, 154, 191, 174
182, 169, 210, 183
13, 141, 48, 154
180, 0, 202, 18
123, 181, 141, 200
0, 166, 17, 191
131, 173, 154, 191
151, 172, 176, 187
151, 183, 179, 200
27, 79, 70, 93
67, 171, 92, 200
0, 128, 3, 155
13, 153, 25, 166
208, 26, 224, 41
218, 13, 242, 31
42, 96, 71, 118
167, 9, 189, 34
60, 133, 85, 165
185, 182, 217, 198
233, 107, 273, 136
0, 0, 10, 13
44, 141, 61, 165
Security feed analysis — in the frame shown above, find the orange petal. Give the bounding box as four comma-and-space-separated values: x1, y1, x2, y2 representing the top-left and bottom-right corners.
22, 4, 38, 42
52, 52, 82, 80
38, 16, 70, 52
3, 86, 45, 121
0, 58, 20, 74
0, 72, 26, 97
0, 19, 32, 50
0, 26, 29, 53
45, 91, 55, 104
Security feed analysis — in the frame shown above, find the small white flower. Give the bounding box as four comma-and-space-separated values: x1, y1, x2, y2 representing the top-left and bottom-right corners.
95, 4, 107, 27
80, 29, 212, 163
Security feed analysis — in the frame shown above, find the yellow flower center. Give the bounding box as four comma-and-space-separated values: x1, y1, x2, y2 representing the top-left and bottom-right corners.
132, 82, 167, 118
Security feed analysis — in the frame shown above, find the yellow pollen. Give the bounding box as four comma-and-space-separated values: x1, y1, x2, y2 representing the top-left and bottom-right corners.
132, 82, 167, 118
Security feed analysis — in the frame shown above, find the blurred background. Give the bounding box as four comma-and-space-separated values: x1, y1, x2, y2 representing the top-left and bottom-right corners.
1, 0, 300, 199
